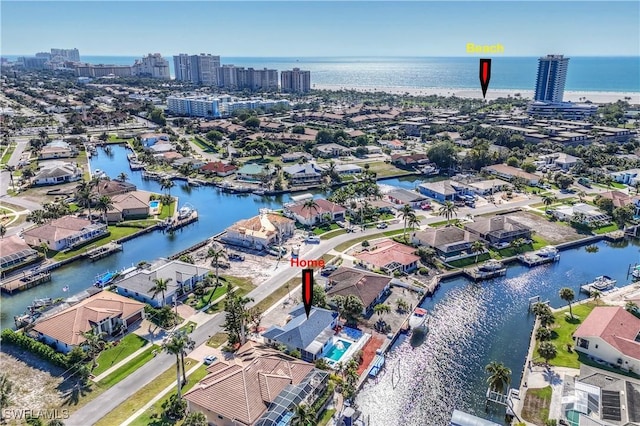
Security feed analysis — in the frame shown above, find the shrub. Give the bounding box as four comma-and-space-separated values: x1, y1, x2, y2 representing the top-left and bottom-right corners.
1, 329, 69, 368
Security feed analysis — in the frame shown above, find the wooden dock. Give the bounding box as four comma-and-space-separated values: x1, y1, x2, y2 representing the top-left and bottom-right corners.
1, 271, 52, 294
87, 242, 123, 261
166, 210, 199, 232
465, 267, 507, 281
517, 253, 559, 267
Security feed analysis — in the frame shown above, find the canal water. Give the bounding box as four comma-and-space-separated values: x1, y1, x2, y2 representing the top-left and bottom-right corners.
356, 239, 640, 426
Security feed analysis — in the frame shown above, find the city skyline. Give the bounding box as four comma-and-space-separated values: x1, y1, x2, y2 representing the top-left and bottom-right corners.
2, 1, 639, 57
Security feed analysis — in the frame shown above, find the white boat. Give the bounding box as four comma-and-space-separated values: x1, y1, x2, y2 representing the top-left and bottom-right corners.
93, 169, 107, 179
537, 245, 560, 259
588, 275, 616, 291
478, 259, 504, 272
177, 206, 192, 220
408, 308, 428, 329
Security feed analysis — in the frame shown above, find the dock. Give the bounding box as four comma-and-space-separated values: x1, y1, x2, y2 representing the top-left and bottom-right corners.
87, 242, 123, 261
517, 253, 559, 267
464, 261, 507, 281
1, 271, 52, 294
166, 210, 199, 232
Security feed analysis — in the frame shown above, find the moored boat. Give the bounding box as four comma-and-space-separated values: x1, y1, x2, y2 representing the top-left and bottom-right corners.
94, 271, 118, 288
478, 259, 504, 272
588, 275, 616, 291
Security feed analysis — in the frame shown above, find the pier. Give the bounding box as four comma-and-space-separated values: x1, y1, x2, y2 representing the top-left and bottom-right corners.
166, 210, 199, 232
1, 271, 52, 294
87, 242, 123, 261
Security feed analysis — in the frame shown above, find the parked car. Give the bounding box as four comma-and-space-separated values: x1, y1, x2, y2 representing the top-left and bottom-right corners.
229, 253, 245, 261
306, 235, 321, 243
376, 222, 388, 229
420, 203, 432, 211
321, 264, 338, 276
204, 355, 218, 365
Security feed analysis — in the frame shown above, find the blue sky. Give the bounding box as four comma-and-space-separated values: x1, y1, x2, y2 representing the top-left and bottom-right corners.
2, 1, 639, 56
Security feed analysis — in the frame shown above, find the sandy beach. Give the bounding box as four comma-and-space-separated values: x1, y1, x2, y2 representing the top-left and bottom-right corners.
313, 84, 639, 104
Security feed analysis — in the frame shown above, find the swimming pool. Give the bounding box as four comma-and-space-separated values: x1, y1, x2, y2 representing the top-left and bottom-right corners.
565, 409, 580, 426
149, 200, 160, 208
325, 339, 352, 362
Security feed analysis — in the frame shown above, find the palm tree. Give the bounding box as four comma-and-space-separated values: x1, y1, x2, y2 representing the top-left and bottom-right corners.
176, 329, 195, 385
537, 341, 557, 366
471, 240, 485, 263
559, 287, 575, 319
81, 330, 108, 369
542, 195, 557, 209
291, 403, 316, 426
373, 303, 391, 317
183, 411, 208, 426
39, 242, 49, 258
116, 172, 128, 182
206, 245, 228, 286
0, 373, 12, 419
150, 277, 172, 307
94, 195, 113, 224
577, 190, 586, 202
438, 201, 458, 226
162, 331, 187, 399
5, 165, 15, 188
400, 204, 414, 241
485, 361, 511, 394
590, 289, 602, 305
161, 178, 175, 195
510, 238, 526, 254
625, 300, 638, 312
0, 224, 6, 239
302, 198, 319, 226
407, 213, 421, 233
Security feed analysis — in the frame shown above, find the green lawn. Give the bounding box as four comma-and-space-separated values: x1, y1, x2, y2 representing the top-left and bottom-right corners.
447, 253, 491, 268
367, 161, 408, 178
204, 275, 255, 314
129, 363, 209, 426
93, 334, 149, 376
534, 302, 598, 368
192, 285, 227, 310
51, 226, 142, 261
1, 142, 16, 165
333, 229, 406, 252
158, 201, 176, 219
253, 276, 299, 313
320, 228, 347, 240
94, 358, 197, 426
592, 224, 619, 235
312, 223, 341, 235
521, 386, 552, 425
98, 344, 160, 388
206, 332, 228, 348
318, 409, 336, 426
178, 321, 197, 334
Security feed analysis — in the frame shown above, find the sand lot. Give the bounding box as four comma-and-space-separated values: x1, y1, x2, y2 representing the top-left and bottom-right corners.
508, 210, 583, 244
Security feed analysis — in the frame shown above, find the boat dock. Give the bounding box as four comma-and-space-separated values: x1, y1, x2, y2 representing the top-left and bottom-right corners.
517, 246, 560, 267
166, 210, 199, 232
464, 260, 507, 281
1, 271, 52, 294
87, 242, 123, 261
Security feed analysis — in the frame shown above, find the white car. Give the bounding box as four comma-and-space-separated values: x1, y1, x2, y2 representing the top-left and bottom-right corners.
204, 355, 218, 365
376, 223, 388, 229
305, 236, 321, 243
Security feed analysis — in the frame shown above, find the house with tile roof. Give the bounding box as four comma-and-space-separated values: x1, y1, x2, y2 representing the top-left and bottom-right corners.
0, 235, 40, 273
262, 304, 339, 362
184, 342, 330, 426
223, 213, 295, 250
91, 178, 137, 197
199, 161, 237, 177
32, 161, 83, 186
38, 140, 78, 159
32, 291, 145, 353
354, 239, 420, 273
284, 198, 346, 226
23, 216, 109, 251
326, 267, 392, 314
411, 227, 481, 261
573, 307, 640, 373
106, 190, 151, 223
115, 259, 211, 307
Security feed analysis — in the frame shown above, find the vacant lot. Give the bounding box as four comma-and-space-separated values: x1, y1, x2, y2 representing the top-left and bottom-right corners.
508, 210, 582, 244
522, 386, 552, 425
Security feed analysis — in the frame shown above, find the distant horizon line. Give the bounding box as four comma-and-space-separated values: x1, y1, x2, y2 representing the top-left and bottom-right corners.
3, 54, 639, 58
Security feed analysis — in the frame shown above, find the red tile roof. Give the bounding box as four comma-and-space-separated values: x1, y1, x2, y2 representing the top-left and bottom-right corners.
354, 239, 420, 269
574, 306, 640, 360
200, 161, 237, 173
286, 199, 346, 220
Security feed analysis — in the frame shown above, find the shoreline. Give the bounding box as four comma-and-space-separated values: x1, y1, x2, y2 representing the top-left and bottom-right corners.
313, 83, 640, 104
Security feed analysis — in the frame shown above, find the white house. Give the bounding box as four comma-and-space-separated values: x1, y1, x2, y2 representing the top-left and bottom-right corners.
573, 307, 640, 373
38, 140, 77, 159
610, 168, 640, 186
284, 198, 346, 226
223, 213, 295, 250
32, 162, 82, 186
551, 203, 610, 225
539, 152, 579, 171
23, 216, 109, 251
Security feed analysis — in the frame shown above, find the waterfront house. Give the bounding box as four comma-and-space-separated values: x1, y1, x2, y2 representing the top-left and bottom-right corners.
386, 188, 429, 208
106, 190, 151, 223
172, 157, 205, 170
418, 180, 462, 202
411, 227, 480, 261
262, 304, 339, 362
159, 151, 184, 163
140, 132, 169, 147
573, 307, 640, 373
283, 163, 323, 185
464, 179, 512, 196
483, 164, 540, 185
315, 143, 352, 159
284, 198, 346, 226
184, 342, 329, 426
464, 215, 532, 248
0, 235, 40, 273
32, 291, 145, 353
334, 164, 363, 175
223, 213, 295, 250
91, 178, 136, 197
200, 161, 237, 177
148, 142, 174, 153
38, 140, 77, 159
23, 216, 109, 251
551, 203, 610, 225
597, 191, 636, 209
32, 161, 82, 186
236, 163, 272, 182
610, 168, 640, 186
391, 153, 429, 168
115, 259, 211, 307
354, 239, 420, 274
326, 267, 392, 314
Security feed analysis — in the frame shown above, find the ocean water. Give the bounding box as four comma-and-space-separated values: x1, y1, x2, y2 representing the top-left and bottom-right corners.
4, 55, 639, 92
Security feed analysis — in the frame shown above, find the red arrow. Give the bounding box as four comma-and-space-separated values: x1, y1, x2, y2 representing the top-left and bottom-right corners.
479, 58, 492, 99
302, 269, 313, 319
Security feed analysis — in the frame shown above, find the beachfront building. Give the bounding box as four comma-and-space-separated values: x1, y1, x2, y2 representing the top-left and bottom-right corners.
167, 94, 289, 118
550, 203, 610, 225
464, 215, 532, 248
573, 307, 640, 373
32, 291, 145, 353
326, 267, 392, 315
354, 239, 420, 274
131, 53, 170, 79
281, 68, 311, 93
115, 259, 211, 307
412, 227, 481, 262
223, 213, 295, 250
38, 140, 77, 159
32, 161, 82, 186
75, 64, 133, 78
534, 54, 569, 103
0, 235, 40, 273
23, 216, 109, 251
284, 198, 346, 226
173, 53, 220, 85
262, 304, 339, 362
184, 342, 330, 426
106, 190, 151, 223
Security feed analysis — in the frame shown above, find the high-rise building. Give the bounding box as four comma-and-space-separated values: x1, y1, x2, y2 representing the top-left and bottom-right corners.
75, 64, 133, 78
167, 94, 289, 118
132, 53, 170, 79
173, 53, 221, 85
50, 48, 80, 62
534, 54, 569, 103
281, 68, 311, 93
19, 57, 48, 70
218, 65, 240, 89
